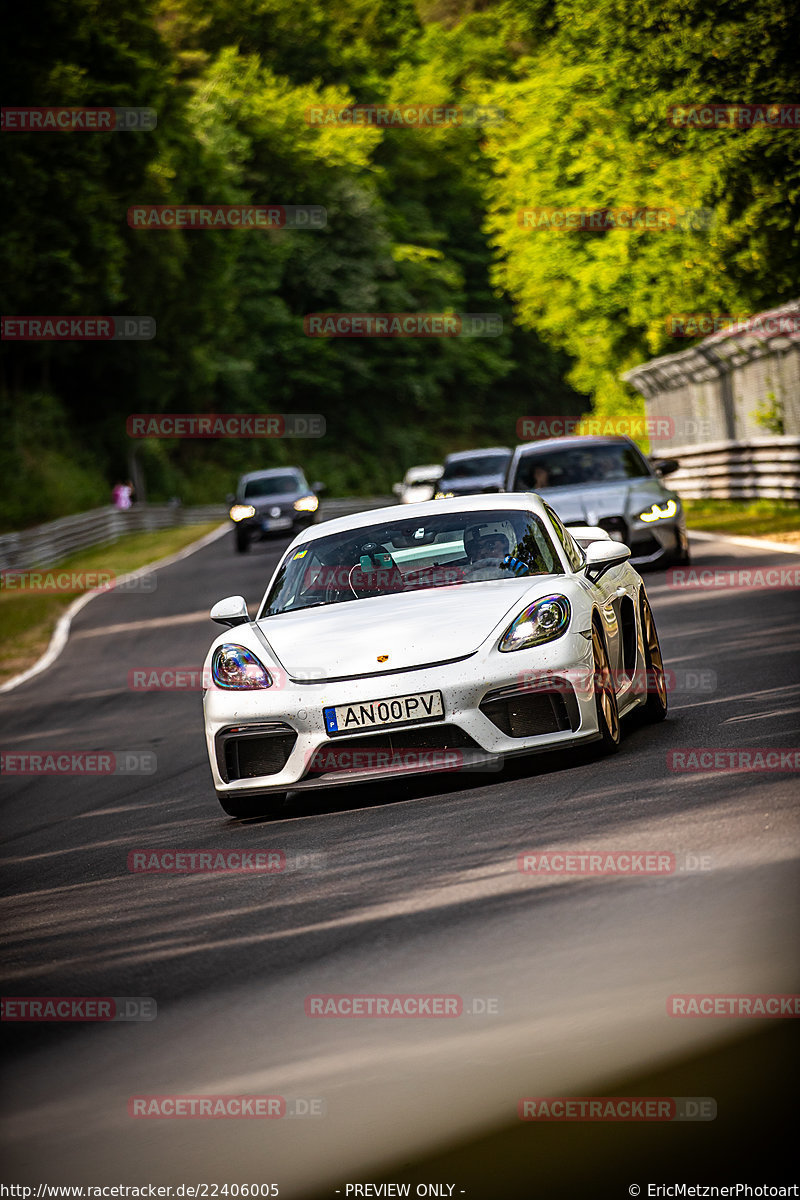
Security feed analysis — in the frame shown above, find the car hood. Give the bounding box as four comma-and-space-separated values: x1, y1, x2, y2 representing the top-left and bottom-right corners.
255, 577, 545, 678
537, 479, 674, 525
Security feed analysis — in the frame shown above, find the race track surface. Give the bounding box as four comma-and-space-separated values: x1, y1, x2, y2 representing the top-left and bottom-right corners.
1, 523, 798, 1194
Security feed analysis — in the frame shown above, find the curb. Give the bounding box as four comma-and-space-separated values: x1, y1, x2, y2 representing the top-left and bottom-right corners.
0, 523, 229, 695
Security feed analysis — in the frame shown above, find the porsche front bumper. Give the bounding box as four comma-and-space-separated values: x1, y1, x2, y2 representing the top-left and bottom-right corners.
204, 629, 643, 798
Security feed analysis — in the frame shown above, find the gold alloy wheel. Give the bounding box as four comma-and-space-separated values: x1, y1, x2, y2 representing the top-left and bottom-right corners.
640, 591, 669, 721
592, 623, 621, 749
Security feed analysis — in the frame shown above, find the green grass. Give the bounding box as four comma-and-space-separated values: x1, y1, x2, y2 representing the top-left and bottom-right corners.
684, 498, 800, 538
0, 522, 223, 685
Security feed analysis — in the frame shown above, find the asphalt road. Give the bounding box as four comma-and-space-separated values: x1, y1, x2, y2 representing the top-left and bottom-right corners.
1, 519, 798, 1196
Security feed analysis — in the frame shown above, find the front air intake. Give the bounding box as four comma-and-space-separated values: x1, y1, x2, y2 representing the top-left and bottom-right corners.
216, 723, 297, 782
480, 686, 577, 738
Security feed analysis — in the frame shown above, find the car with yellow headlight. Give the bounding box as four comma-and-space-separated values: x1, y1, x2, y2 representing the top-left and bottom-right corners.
228, 468, 324, 554
203, 494, 668, 817
504, 435, 689, 567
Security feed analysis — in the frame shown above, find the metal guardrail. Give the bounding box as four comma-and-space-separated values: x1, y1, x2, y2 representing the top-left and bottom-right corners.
0, 498, 396, 572
667, 436, 800, 502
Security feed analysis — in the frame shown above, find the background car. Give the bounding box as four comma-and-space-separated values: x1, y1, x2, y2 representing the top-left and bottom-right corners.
434, 447, 511, 498
392, 464, 444, 504
203, 493, 667, 817
504, 435, 689, 567
228, 467, 324, 553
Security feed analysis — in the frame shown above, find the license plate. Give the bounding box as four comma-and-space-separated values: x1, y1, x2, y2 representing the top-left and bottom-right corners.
323, 690, 444, 736
263, 517, 292, 531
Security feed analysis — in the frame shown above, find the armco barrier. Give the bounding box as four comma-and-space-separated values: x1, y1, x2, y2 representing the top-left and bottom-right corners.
664, 437, 800, 502
0, 498, 394, 572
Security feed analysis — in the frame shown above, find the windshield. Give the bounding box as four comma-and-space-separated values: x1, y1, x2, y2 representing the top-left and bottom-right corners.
243, 474, 304, 498
261, 510, 560, 616
514, 443, 651, 490
441, 454, 508, 480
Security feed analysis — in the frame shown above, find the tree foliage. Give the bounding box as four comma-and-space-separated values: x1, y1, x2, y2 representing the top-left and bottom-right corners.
1, 0, 797, 526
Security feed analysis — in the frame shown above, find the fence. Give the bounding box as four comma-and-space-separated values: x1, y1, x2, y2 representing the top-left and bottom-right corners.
0, 498, 393, 572
623, 298, 800, 450
622, 299, 800, 502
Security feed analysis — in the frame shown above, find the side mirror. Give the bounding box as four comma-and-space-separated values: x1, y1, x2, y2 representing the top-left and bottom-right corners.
392, 482, 403, 496
312, 481, 327, 494
210, 595, 250, 628
652, 458, 679, 477
225, 493, 235, 506
584, 540, 631, 582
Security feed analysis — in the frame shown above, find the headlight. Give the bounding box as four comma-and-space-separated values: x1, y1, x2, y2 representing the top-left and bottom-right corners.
499, 595, 571, 652
211, 644, 272, 689
434, 491, 454, 500
229, 504, 256, 522
293, 495, 319, 512
639, 499, 678, 523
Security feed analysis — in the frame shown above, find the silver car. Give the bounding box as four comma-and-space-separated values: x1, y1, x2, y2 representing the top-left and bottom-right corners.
504, 435, 689, 567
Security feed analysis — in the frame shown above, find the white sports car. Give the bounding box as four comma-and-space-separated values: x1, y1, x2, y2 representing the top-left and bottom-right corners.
203, 495, 667, 817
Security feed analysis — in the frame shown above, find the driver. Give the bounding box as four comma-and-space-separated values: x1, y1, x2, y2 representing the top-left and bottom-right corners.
593, 449, 623, 481
462, 526, 511, 579
478, 533, 510, 561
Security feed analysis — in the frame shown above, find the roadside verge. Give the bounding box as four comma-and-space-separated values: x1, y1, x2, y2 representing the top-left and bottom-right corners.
0, 523, 228, 695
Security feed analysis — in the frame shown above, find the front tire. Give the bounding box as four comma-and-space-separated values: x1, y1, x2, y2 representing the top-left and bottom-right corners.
664, 530, 690, 566
235, 527, 250, 554
592, 622, 621, 753
638, 590, 668, 723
